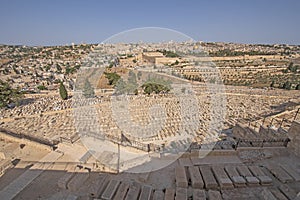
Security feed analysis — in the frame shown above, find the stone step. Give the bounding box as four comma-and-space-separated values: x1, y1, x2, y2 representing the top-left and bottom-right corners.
248, 166, 272, 185
212, 166, 234, 189
193, 189, 206, 200
101, 179, 121, 200
188, 166, 204, 189
175, 187, 187, 200
138, 185, 153, 200
164, 188, 175, 200
175, 166, 188, 188
207, 190, 222, 200
199, 166, 218, 190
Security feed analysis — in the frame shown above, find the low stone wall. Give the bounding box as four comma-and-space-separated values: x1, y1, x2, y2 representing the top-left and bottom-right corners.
0, 159, 13, 177
288, 121, 300, 157
0, 131, 54, 151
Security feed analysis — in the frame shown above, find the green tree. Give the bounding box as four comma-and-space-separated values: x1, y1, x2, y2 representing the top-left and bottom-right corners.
142, 82, 171, 95
296, 84, 300, 90
115, 78, 127, 94
115, 72, 138, 95
0, 80, 23, 108
282, 81, 292, 90
83, 79, 95, 98
59, 82, 68, 100
104, 72, 121, 86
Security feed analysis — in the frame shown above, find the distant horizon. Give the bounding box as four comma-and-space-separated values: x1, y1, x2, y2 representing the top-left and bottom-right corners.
1, 39, 299, 47
1, 0, 299, 46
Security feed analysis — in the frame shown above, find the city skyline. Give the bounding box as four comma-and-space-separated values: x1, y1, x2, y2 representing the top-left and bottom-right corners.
0, 0, 300, 46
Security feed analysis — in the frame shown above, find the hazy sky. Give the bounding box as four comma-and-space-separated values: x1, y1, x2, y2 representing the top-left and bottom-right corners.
0, 0, 299, 46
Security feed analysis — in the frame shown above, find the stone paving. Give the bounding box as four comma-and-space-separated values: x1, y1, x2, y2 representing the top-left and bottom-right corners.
0, 151, 62, 199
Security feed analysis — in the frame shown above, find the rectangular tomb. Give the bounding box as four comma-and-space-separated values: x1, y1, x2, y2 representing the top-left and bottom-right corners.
153, 190, 164, 200
88, 174, 109, 198
175, 166, 188, 188
262, 188, 277, 200
125, 184, 140, 200
248, 166, 272, 185
235, 165, 259, 186
139, 185, 153, 200
67, 173, 90, 192
101, 179, 121, 200
280, 164, 300, 182
266, 165, 293, 183
164, 188, 175, 200
212, 166, 234, 189
175, 188, 187, 200
113, 182, 130, 200
57, 172, 75, 189
207, 190, 222, 200
225, 166, 247, 187
199, 166, 218, 190
193, 189, 206, 200
269, 188, 289, 200
278, 184, 298, 200
188, 166, 204, 189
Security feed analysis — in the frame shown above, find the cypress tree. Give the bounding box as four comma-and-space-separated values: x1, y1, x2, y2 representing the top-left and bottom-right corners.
59, 82, 68, 100
83, 79, 95, 98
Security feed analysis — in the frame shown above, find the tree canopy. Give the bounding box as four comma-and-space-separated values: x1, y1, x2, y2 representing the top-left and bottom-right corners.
0, 80, 23, 108
141, 76, 172, 95
104, 72, 121, 86
83, 79, 95, 98
59, 82, 68, 100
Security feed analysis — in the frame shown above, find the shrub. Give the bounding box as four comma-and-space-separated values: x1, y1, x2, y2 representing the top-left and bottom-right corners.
37, 85, 47, 90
